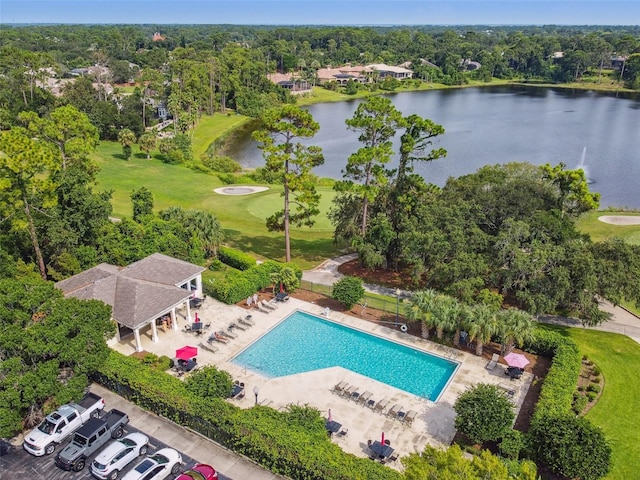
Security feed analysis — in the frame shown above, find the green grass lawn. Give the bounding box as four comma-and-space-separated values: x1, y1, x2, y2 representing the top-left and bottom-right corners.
540, 324, 640, 480
191, 113, 251, 158
576, 210, 640, 245
92, 141, 338, 269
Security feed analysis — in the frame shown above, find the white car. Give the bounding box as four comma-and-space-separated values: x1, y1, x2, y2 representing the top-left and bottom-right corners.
91, 432, 150, 480
121, 447, 182, 480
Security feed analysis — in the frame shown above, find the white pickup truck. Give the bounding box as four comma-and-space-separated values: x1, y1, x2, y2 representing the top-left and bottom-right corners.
23, 392, 105, 456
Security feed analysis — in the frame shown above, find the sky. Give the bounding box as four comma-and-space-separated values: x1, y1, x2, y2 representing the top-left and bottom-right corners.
1, 0, 639, 25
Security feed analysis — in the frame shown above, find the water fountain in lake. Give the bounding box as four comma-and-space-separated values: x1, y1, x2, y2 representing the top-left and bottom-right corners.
576, 147, 594, 184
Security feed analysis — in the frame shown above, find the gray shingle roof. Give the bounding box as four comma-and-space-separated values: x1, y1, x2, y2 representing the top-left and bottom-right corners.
121, 253, 205, 286
55, 254, 204, 329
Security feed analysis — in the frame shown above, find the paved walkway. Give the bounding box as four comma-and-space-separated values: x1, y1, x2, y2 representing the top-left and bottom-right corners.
303, 254, 640, 344
90, 384, 284, 480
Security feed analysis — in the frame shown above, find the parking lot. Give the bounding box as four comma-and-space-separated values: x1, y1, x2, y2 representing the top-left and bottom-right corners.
0, 424, 230, 480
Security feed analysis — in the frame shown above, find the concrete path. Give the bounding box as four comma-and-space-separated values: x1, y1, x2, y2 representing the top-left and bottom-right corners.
539, 300, 640, 344
303, 254, 640, 344
90, 384, 285, 480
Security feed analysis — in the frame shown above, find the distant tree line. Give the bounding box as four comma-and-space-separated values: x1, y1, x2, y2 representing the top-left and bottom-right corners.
1, 24, 639, 138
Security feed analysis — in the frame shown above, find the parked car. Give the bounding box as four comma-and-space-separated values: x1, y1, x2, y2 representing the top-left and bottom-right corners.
91, 432, 149, 480
23, 392, 105, 456
176, 464, 218, 480
121, 447, 182, 480
55, 409, 129, 471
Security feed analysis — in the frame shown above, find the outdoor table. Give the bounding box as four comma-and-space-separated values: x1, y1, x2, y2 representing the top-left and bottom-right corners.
230, 384, 245, 399
369, 440, 394, 459
325, 420, 342, 436
191, 322, 204, 336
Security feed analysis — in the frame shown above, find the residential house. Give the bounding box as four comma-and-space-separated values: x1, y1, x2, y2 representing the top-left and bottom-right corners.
266, 72, 312, 94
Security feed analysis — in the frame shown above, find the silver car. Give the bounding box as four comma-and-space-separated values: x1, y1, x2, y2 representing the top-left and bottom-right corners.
121, 447, 182, 480
91, 432, 149, 480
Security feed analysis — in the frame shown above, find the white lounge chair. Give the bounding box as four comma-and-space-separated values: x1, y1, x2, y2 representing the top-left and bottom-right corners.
486, 353, 499, 370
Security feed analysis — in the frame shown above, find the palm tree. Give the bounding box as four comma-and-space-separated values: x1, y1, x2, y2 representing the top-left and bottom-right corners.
159, 207, 223, 257
431, 295, 459, 340
466, 304, 498, 356
405, 289, 439, 339
497, 308, 535, 355
451, 302, 469, 347
138, 132, 157, 160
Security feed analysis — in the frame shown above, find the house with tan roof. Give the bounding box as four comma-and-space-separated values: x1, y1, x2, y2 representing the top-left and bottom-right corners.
266, 73, 312, 95
55, 253, 205, 352
316, 66, 369, 85
365, 63, 413, 80
316, 63, 413, 85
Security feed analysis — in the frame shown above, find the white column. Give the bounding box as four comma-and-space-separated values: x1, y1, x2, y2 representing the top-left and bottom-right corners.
185, 299, 192, 322
195, 275, 202, 297
170, 309, 178, 331
134, 329, 143, 352
150, 321, 158, 344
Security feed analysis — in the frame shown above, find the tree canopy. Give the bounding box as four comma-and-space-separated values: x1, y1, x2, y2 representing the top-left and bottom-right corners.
0, 276, 114, 436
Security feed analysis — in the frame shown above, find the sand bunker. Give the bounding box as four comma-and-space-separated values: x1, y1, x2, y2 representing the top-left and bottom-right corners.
598, 216, 640, 225
214, 186, 269, 195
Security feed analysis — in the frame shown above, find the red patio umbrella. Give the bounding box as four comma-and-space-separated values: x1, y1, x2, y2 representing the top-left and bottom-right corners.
194, 312, 199, 323
503, 352, 529, 369
381, 432, 385, 446
176, 345, 198, 361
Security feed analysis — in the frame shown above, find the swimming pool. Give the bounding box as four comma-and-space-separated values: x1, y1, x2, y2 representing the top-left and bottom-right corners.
232, 310, 458, 401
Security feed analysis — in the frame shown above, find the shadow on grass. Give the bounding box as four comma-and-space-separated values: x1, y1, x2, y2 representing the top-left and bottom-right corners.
222, 229, 337, 264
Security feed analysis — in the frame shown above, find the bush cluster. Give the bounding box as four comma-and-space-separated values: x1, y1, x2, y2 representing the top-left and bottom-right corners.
93, 351, 401, 480
207, 259, 302, 304
331, 276, 365, 309
218, 246, 257, 270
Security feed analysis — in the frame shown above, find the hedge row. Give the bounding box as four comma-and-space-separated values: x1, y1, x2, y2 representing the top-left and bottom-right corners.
218, 246, 256, 271
524, 329, 611, 480
207, 260, 302, 305
525, 329, 582, 422
93, 351, 400, 480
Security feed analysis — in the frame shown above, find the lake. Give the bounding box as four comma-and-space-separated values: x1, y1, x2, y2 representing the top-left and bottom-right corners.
227, 86, 640, 209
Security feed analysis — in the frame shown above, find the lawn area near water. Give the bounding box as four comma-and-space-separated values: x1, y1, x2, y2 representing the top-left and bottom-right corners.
539, 324, 640, 480
576, 210, 640, 245
92, 141, 338, 269
190, 112, 251, 158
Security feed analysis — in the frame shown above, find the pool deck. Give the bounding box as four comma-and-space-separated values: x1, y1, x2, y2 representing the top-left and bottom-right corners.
112, 296, 533, 468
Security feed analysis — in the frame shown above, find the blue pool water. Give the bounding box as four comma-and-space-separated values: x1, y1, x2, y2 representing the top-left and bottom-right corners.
232, 311, 458, 401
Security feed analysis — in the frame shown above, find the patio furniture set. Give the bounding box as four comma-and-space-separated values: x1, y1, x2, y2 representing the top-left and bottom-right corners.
230, 380, 245, 399
331, 381, 418, 426
487, 352, 529, 381
197, 315, 257, 352
367, 438, 399, 464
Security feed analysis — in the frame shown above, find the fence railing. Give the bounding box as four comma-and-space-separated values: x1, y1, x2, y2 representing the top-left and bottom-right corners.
299, 279, 405, 316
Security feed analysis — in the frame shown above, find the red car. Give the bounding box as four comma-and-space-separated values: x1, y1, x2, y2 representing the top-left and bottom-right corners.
176, 464, 218, 480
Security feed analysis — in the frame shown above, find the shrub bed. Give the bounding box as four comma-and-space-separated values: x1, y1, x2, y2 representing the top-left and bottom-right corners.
93, 351, 401, 480
218, 246, 257, 271
207, 259, 302, 304
524, 329, 611, 479
526, 330, 581, 420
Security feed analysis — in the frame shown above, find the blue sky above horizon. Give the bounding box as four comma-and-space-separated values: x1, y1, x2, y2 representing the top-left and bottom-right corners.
1, 0, 639, 26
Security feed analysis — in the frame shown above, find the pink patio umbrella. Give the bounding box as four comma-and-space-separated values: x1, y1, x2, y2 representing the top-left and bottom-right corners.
503, 352, 529, 369
175, 345, 198, 361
